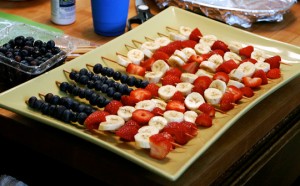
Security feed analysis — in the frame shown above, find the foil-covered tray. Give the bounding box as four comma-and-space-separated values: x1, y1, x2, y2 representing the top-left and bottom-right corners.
154, 0, 297, 28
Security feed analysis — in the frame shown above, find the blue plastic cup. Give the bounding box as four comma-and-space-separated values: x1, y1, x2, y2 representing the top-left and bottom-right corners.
91, 0, 130, 36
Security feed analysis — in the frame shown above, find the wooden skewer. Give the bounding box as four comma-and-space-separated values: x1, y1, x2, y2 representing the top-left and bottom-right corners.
125, 44, 136, 51
101, 56, 118, 64
171, 142, 183, 148
157, 32, 169, 38
166, 26, 179, 33
145, 36, 154, 41
115, 52, 127, 58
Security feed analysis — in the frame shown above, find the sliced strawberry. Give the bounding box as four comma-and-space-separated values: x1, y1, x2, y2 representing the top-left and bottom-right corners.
149, 132, 174, 160
181, 40, 197, 49
241, 58, 257, 64
195, 113, 213, 127
216, 59, 238, 74
84, 111, 109, 131
121, 95, 138, 106
151, 107, 165, 116
192, 86, 205, 96
193, 76, 212, 90
162, 74, 181, 86
213, 72, 230, 84
123, 119, 140, 128
163, 122, 192, 145
152, 51, 170, 61
180, 121, 198, 136
219, 92, 235, 111
126, 63, 146, 76
227, 85, 243, 103
253, 69, 268, 85
104, 100, 123, 115
180, 61, 199, 74
198, 103, 215, 117
130, 88, 152, 102
166, 100, 186, 113
140, 57, 155, 71
131, 109, 154, 125
211, 40, 229, 52
164, 67, 182, 78
212, 49, 225, 57
189, 27, 202, 42
116, 124, 139, 141
157, 40, 182, 56
267, 68, 281, 79
170, 91, 185, 102
239, 45, 254, 58
265, 55, 281, 69
240, 87, 254, 97
145, 83, 160, 97
242, 77, 262, 88
186, 54, 205, 63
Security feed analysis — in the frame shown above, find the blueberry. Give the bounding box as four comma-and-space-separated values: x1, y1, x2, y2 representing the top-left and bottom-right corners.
96, 95, 106, 108
113, 71, 121, 80
106, 67, 114, 77
100, 84, 109, 93
84, 89, 93, 100
78, 75, 89, 85
120, 74, 128, 84
126, 76, 137, 86
113, 92, 122, 100
89, 93, 99, 106
79, 68, 88, 75
93, 63, 103, 74
106, 87, 116, 97
27, 96, 38, 108
77, 112, 87, 125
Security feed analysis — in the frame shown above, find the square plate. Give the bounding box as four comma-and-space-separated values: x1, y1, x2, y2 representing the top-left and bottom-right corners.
0, 7, 299, 181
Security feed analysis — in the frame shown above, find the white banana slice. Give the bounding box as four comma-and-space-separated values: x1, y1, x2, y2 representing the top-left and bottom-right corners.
144, 71, 164, 84
117, 55, 131, 67
134, 133, 153, 149
251, 50, 267, 62
151, 59, 170, 74
163, 110, 184, 123
138, 125, 160, 135
229, 69, 244, 82
200, 35, 218, 47
176, 82, 194, 96
224, 51, 241, 64
209, 79, 227, 94
227, 79, 245, 88
181, 47, 197, 58
254, 62, 270, 72
148, 116, 168, 131
179, 26, 193, 37
154, 37, 171, 47
135, 100, 156, 111
168, 55, 186, 67
127, 49, 144, 65
237, 62, 256, 77
199, 60, 217, 73
158, 85, 177, 101
98, 115, 125, 131
174, 49, 189, 62
195, 69, 213, 78
140, 48, 153, 58
117, 106, 136, 121
204, 88, 223, 105
140, 41, 160, 52
228, 41, 243, 53
151, 98, 167, 110
208, 54, 223, 66
170, 32, 188, 41
184, 92, 205, 110
184, 110, 198, 123
194, 42, 211, 54
180, 73, 198, 83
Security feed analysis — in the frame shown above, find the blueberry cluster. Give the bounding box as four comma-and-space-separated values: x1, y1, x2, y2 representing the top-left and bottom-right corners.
0, 35, 62, 66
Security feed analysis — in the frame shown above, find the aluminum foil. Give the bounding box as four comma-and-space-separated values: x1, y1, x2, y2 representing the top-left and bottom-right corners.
154, 0, 297, 28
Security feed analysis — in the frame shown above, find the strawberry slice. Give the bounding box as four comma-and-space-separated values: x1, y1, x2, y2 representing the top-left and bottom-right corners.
170, 91, 185, 102
239, 45, 254, 58
132, 109, 154, 125
212, 49, 225, 57
195, 113, 213, 127
189, 27, 202, 42
126, 63, 146, 76
149, 132, 174, 160
145, 83, 160, 97
186, 54, 206, 63
116, 124, 139, 141
130, 88, 152, 102
121, 95, 138, 106
227, 85, 243, 103
84, 110, 109, 131
162, 74, 181, 86
219, 92, 235, 111
213, 72, 230, 84
265, 55, 281, 69
193, 76, 212, 90
198, 103, 215, 117
211, 40, 229, 52
164, 67, 182, 78
242, 77, 262, 88
240, 87, 254, 97
180, 61, 199, 74
104, 100, 123, 115
253, 69, 268, 85
267, 68, 281, 79
192, 86, 205, 96
151, 107, 165, 116
152, 51, 170, 61
166, 100, 186, 113
157, 40, 182, 56
180, 121, 198, 136
216, 59, 238, 74
140, 57, 155, 71
163, 122, 193, 145
181, 40, 197, 48
242, 58, 257, 64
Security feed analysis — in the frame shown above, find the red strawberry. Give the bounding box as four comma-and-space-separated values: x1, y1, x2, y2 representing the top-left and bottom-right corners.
180, 61, 199, 74
121, 95, 138, 106
162, 75, 181, 86
198, 103, 216, 117
240, 87, 254, 97
193, 76, 212, 90
140, 57, 155, 71
186, 54, 206, 63
189, 27, 202, 42
163, 122, 192, 145
213, 72, 230, 84
151, 107, 165, 116
220, 92, 235, 111
164, 67, 182, 78
126, 63, 146, 76
227, 85, 243, 103
104, 100, 123, 115
253, 69, 268, 85
130, 88, 152, 102
212, 49, 225, 57
116, 124, 139, 141
211, 40, 229, 52
195, 113, 213, 127
166, 100, 186, 113
241, 58, 257, 64
170, 91, 185, 102
149, 132, 174, 160
131, 109, 154, 125
239, 45, 254, 58
180, 121, 198, 136
145, 83, 160, 97
216, 59, 238, 74
152, 51, 170, 61
267, 68, 281, 79
192, 86, 204, 96
181, 40, 197, 49
242, 77, 262, 88
124, 119, 140, 128
265, 55, 281, 69
84, 111, 109, 131
157, 40, 182, 56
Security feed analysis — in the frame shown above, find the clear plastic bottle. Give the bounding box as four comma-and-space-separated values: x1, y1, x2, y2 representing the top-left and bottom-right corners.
51, 0, 76, 25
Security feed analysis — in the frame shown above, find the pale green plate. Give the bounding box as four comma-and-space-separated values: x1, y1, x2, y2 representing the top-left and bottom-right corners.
0, 7, 299, 181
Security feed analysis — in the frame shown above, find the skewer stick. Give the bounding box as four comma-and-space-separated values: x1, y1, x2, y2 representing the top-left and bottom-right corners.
166, 26, 179, 33
171, 142, 183, 148
101, 56, 118, 64
132, 39, 143, 48
125, 44, 136, 51
116, 52, 127, 58
145, 36, 154, 41
157, 32, 169, 38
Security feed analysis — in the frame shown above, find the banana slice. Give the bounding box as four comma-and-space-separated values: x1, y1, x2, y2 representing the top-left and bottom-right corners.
151, 98, 167, 110
98, 115, 125, 131
117, 106, 136, 121
251, 50, 267, 62
154, 37, 171, 47
184, 92, 205, 110
180, 73, 198, 83
151, 59, 170, 74
182, 47, 197, 58
168, 55, 186, 67
227, 79, 245, 88
254, 62, 270, 72
117, 55, 131, 67
134, 133, 153, 149
184, 110, 198, 123
229, 69, 244, 82
179, 26, 193, 38
140, 48, 153, 58
148, 116, 168, 131
200, 35, 218, 47
228, 41, 243, 53
170, 32, 188, 41
176, 82, 194, 96
204, 88, 223, 105
145, 71, 164, 84
140, 41, 160, 52
200, 60, 217, 73
237, 61, 256, 77
138, 125, 160, 135
195, 69, 214, 78
135, 100, 156, 111
224, 52, 241, 64
127, 49, 144, 65
208, 54, 223, 66
209, 79, 227, 94
158, 85, 177, 101
163, 110, 184, 123
194, 42, 211, 55
174, 49, 189, 62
